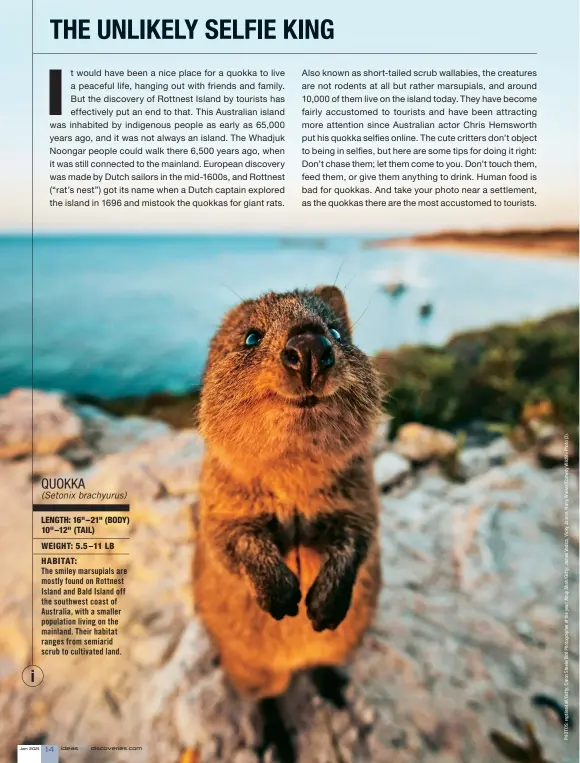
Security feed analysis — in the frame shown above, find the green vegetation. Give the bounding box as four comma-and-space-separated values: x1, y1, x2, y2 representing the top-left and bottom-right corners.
75, 388, 201, 429
374, 309, 578, 442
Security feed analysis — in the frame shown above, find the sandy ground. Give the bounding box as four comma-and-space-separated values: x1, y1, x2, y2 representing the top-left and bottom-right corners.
364, 228, 579, 258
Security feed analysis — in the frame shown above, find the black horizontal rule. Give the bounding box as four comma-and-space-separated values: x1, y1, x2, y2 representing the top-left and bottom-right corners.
32, 504, 130, 512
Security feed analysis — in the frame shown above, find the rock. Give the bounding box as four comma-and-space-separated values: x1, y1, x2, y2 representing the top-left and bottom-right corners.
537, 427, 577, 463
458, 438, 515, 480
0, 389, 82, 459
174, 671, 228, 750
76, 403, 173, 456
374, 452, 411, 489
82, 454, 163, 504
486, 437, 514, 465
81, 429, 205, 507
527, 419, 559, 441
353, 696, 377, 728
527, 420, 578, 463
529, 604, 561, 635
457, 447, 489, 480
232, 752, 259, 763
131, 632, 177, 668
146, 430, 205, 496
371, 415, 392, 456
340, 724, 360, 748
60, 444, 94, 468
508, 653, 529, 688
30, 454, 73, 477
457, 437, 515, 480
417, 472, 451, 496
515, 620, 534, 644
394, 422, 457, 463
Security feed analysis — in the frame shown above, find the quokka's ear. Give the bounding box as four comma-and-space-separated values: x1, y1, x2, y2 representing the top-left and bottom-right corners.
313, 285, 351, 332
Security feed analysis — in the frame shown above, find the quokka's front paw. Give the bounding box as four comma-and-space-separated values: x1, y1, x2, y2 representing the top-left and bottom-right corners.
305, 568, 355, 632
255, 563, 302, 621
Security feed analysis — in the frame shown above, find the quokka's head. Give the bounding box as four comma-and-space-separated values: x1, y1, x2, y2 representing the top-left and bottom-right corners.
200, 286, 382, 467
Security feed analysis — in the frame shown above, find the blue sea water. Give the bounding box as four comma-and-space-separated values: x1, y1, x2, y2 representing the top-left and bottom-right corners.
0, 234, 578, 398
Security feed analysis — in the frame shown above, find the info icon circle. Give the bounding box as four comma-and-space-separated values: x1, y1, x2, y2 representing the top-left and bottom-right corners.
22, 664, 44, 687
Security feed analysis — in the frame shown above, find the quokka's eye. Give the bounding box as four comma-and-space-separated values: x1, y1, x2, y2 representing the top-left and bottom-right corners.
329, 328, 342, 342
245, 331, 263, 347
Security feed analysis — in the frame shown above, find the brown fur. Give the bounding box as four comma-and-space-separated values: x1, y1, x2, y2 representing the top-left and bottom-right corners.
194, 285, 382, 698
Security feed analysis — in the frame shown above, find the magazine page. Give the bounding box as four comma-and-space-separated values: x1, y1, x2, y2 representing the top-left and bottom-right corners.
1, 1, 578, 761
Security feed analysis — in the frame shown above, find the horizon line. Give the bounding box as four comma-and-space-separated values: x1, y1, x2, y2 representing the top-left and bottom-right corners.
1, 222, 578, 238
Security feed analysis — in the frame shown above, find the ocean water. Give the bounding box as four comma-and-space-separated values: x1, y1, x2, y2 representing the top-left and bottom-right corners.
0, 234, 578, 398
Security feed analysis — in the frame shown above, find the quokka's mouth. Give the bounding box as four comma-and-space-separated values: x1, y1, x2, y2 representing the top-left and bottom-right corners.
282, 394, 321, 408
295, 395, 320, 408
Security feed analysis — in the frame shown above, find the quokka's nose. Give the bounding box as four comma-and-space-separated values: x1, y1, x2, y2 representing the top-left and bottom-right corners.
281, 333, 335, 388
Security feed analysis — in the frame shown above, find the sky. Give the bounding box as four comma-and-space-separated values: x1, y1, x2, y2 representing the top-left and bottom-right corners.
0, 0, 578, 233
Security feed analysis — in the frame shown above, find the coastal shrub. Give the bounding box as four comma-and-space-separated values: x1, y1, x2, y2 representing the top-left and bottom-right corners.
76, 389, 201, 429
375, 309, 579, 442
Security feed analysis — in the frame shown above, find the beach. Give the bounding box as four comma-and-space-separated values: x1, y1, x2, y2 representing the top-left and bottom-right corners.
364, 227, 579, 257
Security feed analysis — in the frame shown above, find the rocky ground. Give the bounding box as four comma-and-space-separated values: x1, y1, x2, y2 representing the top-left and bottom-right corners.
0, 389, 578, 763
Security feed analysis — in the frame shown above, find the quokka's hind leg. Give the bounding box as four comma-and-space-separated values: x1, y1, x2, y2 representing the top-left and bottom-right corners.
257, 698, 296, 763
219, 655, 296, 762
220, 650, 291, 700
310, 665, 350, 709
